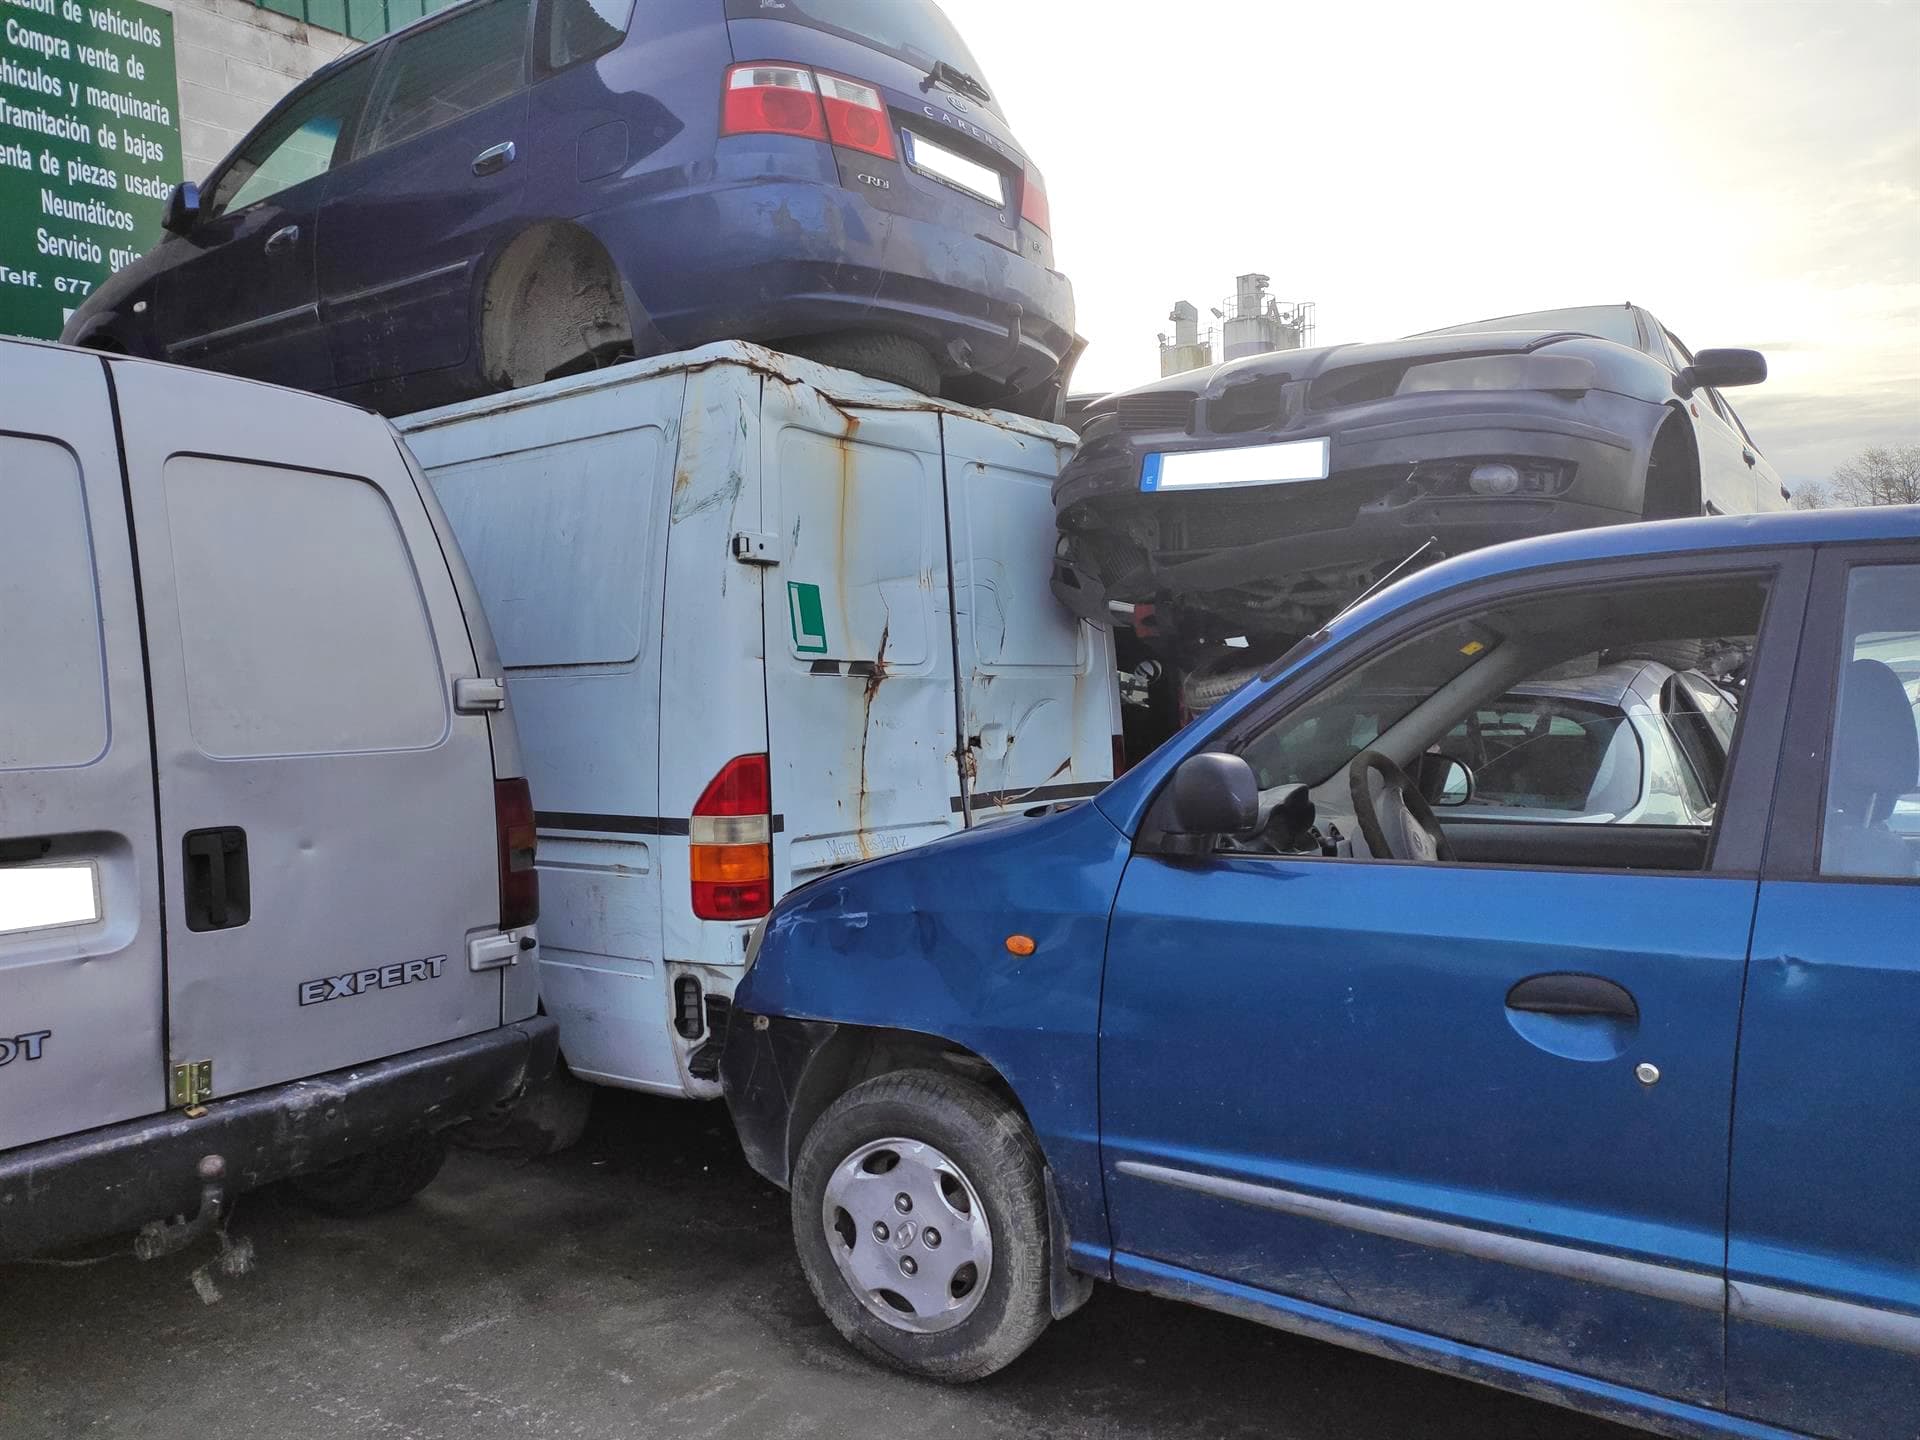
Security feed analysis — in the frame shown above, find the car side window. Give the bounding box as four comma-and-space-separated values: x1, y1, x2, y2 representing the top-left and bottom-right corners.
1819, 564, 1920, 880
540, 0, 633, 69
1230, 574, 1771, 870
207, 63, 371, 217
357, 0, 531, 158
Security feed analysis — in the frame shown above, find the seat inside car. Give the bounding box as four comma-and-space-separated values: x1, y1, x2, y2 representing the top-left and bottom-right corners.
1821, 657, 1919, 878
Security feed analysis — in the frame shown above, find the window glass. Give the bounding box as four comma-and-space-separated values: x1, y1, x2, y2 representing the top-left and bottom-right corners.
210, 63, 371, 215
0, 437, 107, 770
543, 0, 632, 68
1820, 564, 1920, 879
358, 0, 530, 157
1413, 306, 1642, 349
1233, 578, 1769, 870
163, 458, 446, 757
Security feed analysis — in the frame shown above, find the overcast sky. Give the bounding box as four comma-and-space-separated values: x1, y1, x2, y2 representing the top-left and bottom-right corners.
950, 0, 1919, 489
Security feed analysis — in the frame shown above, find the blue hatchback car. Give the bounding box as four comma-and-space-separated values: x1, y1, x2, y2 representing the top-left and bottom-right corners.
722, 507, 1919, 1440
61, 0, 1076, 417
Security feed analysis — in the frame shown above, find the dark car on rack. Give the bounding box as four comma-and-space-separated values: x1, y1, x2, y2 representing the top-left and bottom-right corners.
61, 0, 1078, 418
1052, 303, 1788, 644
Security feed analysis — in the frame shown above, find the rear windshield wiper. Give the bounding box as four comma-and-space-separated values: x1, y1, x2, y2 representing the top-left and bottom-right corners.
921, 59, 991, 105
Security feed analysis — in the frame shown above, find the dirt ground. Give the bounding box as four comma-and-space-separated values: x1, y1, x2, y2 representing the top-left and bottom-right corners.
0, 1093, 1641, 1440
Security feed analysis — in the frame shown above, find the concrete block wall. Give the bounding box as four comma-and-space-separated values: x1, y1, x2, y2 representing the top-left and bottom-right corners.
143, 0, 360, 183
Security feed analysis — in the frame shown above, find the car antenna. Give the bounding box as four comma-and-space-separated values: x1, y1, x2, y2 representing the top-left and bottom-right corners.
1259, 537, 1443, 680
1340, 536, 1443, 619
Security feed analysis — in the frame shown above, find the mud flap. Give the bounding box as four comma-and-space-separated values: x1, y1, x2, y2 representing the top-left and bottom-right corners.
1046, 1166, 1097, 1319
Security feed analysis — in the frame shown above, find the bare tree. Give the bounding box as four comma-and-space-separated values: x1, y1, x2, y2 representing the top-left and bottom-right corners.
1790, 478, 1830, 510
1827, 444, 1920, 507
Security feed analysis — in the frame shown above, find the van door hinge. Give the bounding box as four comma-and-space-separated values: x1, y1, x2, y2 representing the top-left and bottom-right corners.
454, 677, 508, 713
170, 1059, 214, 1108
731, 531, 781, 566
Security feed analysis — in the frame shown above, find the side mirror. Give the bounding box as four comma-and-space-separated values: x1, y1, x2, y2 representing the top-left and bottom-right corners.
162, 181, 201, 235
1165, 752, 1259, 835
1677, 347, 1766, 395
1418, 752, 1474, 808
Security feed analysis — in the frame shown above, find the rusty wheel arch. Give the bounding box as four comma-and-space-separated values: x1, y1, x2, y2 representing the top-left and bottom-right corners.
479, 221, 636, 391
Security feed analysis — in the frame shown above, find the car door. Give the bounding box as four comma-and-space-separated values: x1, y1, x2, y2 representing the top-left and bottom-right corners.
1099, 552, 1810, 1408
0, 344, 164, 1152
1727, 548, 1920, 1440
108, 358, 505, 1103
159, 58, 375, 393
319, 0, 533, 393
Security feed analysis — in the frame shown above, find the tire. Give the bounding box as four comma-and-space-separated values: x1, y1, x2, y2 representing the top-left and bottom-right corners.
789, 333, 941, 396
1603, 638, 1709, 672
791, 1069, 1052, 1382
287, 1132, 450, 1218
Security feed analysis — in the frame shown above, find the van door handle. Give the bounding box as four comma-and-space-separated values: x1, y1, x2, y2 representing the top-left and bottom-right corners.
1506, 973, 1638, 1021
264, 224, 300, 256
1742, 447, 1757, 468
183, 828, 250, 932
472, 141, 517, 176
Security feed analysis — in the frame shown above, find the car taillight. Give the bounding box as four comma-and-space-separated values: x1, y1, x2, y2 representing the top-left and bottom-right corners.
495, 778, 538, 931
691, 754, 773, 921
1020, 170, 1051, 234
818, 72, 896, 159
722, 63, 827, 142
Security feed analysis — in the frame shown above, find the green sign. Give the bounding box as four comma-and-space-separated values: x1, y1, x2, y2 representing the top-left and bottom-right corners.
788, 581, 828, 655
1, 0, 180, 340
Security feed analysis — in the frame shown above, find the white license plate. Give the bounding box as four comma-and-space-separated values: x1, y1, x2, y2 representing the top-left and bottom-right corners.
1141, 438, 1331, 491
903, 131, 1006, 207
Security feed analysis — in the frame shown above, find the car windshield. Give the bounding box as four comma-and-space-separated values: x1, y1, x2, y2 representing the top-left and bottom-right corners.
1413, 305, 1643, 349
726, 0, 991, 93
1447, 698, 1644, 819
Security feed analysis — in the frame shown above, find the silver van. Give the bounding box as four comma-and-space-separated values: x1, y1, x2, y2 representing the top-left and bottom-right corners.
0, 339, 556, 1259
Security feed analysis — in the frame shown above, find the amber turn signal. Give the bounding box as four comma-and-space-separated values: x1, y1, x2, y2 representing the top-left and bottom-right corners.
1005, 934, 1037, 957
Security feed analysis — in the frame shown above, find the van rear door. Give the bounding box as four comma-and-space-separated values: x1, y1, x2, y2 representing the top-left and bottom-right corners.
942, 414, 1115, 818
0, 346, 165, 1150
759, 376, 962, 894
109, 360, 504, 1102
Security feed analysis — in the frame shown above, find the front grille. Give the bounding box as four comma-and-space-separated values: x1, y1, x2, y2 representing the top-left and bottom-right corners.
1115, 391, 1196, 433
1162, 483, 1362, 551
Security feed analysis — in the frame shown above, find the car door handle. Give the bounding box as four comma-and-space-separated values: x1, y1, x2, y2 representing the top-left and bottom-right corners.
1506, 973, 1639, 1021
472, 141, 517, 177
1742, 447, 1757, 468
263, 224, 300, 256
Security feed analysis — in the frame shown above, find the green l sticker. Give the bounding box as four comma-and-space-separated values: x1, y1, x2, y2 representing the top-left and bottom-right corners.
788, 582, 829, 655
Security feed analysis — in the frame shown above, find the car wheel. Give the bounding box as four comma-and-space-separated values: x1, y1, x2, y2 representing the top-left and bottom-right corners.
286, 1132, 450, 1218
791, 1069, 1052, 1382
789, 333, 941, 397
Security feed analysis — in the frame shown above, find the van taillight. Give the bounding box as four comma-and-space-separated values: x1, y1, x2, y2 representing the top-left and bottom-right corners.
691, 754, 772, 921
722, 63, 828, 142
495, 778, 539, 931
722, 64, 896, 160
1020, 170, 1052, 234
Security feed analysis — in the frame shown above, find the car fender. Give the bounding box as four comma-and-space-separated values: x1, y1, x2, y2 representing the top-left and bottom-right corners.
734, 800, 1134, 1253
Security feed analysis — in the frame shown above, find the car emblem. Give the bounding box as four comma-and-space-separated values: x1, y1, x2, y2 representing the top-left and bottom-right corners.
946, 92, 970, 113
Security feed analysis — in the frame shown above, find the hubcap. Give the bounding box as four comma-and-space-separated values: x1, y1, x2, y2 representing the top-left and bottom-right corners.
821, 1137, 993, 1334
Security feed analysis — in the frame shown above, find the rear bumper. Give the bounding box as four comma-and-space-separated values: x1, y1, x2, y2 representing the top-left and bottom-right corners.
580, 179, 1079, 398
0, 1016, 558, 1260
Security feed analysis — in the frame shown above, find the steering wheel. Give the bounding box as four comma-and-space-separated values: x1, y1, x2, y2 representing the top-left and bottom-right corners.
1349, 749, 1455, 864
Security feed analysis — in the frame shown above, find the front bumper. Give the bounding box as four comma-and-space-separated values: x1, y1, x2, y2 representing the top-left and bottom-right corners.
0, 1017, 558, 1260
582, 179, 1079, 399
719, 1006, 838, 1192
1051, 399, 1648, 629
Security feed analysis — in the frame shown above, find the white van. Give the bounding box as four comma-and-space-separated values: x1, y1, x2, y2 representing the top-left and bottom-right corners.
0, 340, 554, 1260
401, 343, 1118, 1101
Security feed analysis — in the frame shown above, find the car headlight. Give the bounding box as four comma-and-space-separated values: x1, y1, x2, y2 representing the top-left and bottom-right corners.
1396, 355, 1596, 396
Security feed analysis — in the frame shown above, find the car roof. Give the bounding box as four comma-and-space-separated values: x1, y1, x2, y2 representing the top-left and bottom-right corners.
1510, 660, 1664, 709
1339, 508, 1920, 635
